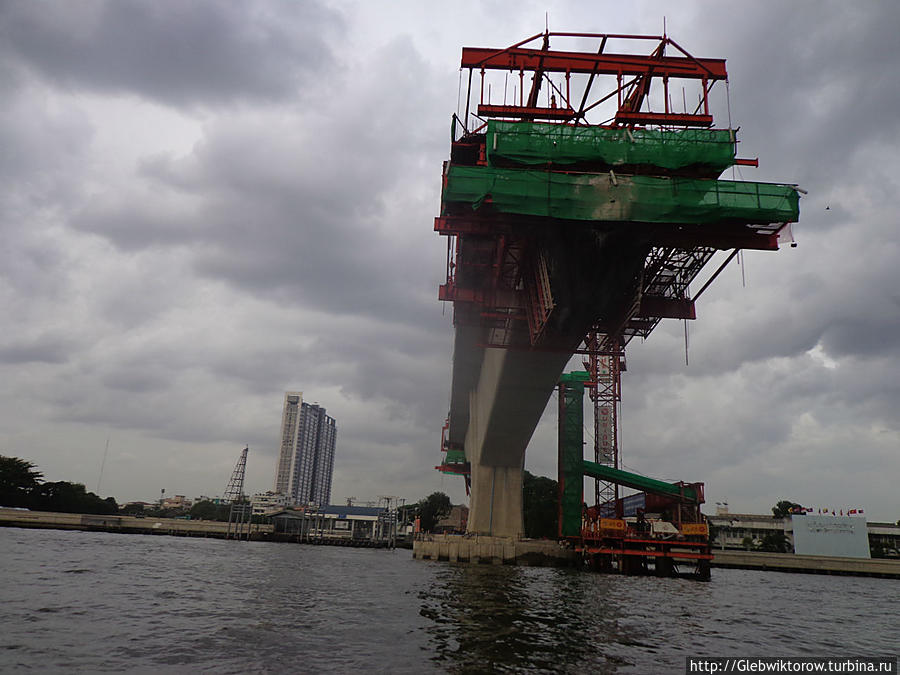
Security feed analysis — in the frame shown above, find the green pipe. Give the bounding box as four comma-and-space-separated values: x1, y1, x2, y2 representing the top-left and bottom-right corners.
581, 460, 699, 503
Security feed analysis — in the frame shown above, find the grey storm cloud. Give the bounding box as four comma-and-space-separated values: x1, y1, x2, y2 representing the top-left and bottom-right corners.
0, 1, 897, 517
0, 335, 73, 365
0, 0, 343, 107
70, 35, 449, 326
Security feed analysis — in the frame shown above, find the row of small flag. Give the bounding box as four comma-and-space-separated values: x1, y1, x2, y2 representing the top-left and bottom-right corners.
792, 506, 864, 516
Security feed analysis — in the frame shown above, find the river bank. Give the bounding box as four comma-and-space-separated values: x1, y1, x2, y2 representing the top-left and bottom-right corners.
711, 548, 900, 579
6, 508, 900, 578
0, 506, 268, 538
0, 506, 402, 548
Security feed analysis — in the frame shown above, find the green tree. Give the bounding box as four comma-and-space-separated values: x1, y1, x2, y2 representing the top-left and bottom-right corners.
707, 522, 721, 546
759, 531, 789, 553
772, 500, 803, 518
32, 481, 118, 515
417, 492, 451, 532
190, 500, 230, 521
120, 502, 146, 515
0, 455, 43, 508
523, 471, 558, 539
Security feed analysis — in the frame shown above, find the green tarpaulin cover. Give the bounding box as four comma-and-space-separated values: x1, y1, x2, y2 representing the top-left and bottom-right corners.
443, 165, 799, 225
486, 121, 736, 173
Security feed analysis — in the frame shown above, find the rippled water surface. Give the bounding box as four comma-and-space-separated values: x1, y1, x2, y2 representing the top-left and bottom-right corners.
1, 528, 895, 673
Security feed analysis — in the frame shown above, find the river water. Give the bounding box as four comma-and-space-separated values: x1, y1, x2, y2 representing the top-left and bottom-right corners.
0, 527, 895, 673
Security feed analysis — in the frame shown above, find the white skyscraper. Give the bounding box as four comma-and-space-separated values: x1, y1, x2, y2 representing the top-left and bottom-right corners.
274, 392, 337, 507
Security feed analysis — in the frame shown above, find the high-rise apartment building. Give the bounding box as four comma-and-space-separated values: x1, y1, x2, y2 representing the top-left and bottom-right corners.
273, 392, 337, 508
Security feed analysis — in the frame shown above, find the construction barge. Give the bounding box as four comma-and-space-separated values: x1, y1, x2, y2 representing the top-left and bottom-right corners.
558, 372, 711, 579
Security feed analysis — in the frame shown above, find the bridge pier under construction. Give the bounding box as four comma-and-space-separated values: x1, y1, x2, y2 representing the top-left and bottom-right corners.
433, 30, 800, 543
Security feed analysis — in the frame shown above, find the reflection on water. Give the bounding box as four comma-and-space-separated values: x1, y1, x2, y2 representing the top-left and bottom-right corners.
416, 562, 895, 674
1, 528, 896, 674
420, 565, 627, 672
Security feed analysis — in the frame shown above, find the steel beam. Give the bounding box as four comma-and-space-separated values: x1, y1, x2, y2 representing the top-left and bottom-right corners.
461, 47, 727, 80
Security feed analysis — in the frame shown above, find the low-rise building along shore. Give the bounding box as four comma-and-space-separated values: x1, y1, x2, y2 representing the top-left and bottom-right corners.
706, 509, 900, 558
1, 505, 402, 548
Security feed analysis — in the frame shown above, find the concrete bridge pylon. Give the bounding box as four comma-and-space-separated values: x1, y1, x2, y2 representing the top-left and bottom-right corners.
434, 31, 801, 538
463, 345, 573, 536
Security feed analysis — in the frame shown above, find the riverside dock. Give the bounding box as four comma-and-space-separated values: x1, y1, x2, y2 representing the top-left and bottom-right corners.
0, 507, 271, 539
0, 507, 398, 547
711, 549, 900, 579
413, 534, 577, 566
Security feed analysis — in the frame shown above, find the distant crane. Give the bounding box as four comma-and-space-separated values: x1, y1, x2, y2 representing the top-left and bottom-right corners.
224, 447, 251, 540
223, 446, 248, 503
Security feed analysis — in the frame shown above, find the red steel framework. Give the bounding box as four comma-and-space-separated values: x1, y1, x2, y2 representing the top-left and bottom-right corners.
438, 31, 789, 508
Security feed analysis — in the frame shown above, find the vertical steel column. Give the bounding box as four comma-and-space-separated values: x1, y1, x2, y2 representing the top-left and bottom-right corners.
585, 335, 623, 514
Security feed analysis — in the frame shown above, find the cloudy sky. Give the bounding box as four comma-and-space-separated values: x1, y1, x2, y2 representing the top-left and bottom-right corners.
2, 1, 898, 521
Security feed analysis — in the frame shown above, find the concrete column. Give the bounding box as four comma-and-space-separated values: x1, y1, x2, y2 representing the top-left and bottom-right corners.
468, 463, 524, 537
463, 347, 572, 537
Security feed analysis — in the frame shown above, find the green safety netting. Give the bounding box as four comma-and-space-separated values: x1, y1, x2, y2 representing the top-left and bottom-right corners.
442, 449, 467, 465
486, 121, 736, 173
443, 165, 799, 225
439, 449, 468, 474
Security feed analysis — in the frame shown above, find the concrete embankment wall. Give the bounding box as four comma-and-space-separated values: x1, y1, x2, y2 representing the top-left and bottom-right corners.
413, 535, 900, 577
712, 549, 900, 579
413, 534, 577, 566
0, 507, 271, 539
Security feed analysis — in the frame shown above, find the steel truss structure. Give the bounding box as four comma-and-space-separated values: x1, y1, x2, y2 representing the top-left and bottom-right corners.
224, 447, 252, 540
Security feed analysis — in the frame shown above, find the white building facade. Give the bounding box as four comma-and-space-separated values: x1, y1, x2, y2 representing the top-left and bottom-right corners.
273, 392, 337, 508
251, 491, 289, 515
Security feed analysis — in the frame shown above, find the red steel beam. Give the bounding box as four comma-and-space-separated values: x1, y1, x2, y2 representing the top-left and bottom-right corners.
637, 296, 696, 320
614, 110, 713, 127
461, 47, 727, 80
438, 284, 485, 304
437, 216, 780, 251
653, 229, 779, 251
477, 104, 576, 120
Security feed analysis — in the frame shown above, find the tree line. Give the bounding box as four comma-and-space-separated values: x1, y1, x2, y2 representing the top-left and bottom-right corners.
1, 456, 118, 515
412, 471, 559, 538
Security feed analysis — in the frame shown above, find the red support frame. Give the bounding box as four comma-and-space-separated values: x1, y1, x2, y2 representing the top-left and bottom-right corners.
461, 46, 727, 80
